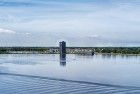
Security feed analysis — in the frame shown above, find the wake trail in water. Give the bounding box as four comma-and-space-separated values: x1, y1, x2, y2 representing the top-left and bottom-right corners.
1, 72, 140, 94
0, 72, 139, 89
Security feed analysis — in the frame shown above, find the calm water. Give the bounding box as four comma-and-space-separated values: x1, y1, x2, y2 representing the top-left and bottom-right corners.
0, 54, 140, 87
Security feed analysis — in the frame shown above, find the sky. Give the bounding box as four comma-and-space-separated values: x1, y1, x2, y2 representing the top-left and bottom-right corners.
0, 0, 140, 47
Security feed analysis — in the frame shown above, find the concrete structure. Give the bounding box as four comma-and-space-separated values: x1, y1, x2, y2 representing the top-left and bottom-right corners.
59, 41, 66, 66
59, 41, 66, 59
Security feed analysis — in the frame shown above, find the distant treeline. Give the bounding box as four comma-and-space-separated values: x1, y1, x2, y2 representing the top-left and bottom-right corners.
0, 47, 140, 54
0, 47, 52, 54
94, 47, 140, 54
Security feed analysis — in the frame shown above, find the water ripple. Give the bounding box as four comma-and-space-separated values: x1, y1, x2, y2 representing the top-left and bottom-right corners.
0, 73, 140, 94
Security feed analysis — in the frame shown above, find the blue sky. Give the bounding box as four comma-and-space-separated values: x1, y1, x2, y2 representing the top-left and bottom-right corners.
0, 0, 140, 47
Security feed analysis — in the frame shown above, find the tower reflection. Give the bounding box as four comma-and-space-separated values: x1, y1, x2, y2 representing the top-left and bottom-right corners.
60, 56, 66, 66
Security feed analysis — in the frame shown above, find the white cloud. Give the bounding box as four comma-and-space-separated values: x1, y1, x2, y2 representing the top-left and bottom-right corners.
0, 0, 140, 46
0, 28, 16, 34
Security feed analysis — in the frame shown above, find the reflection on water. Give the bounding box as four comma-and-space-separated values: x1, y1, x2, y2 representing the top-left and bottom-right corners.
60, 57, 66, 66
60, 53, 66, 66
0, 66, 9, 73
0, 54, 140, 87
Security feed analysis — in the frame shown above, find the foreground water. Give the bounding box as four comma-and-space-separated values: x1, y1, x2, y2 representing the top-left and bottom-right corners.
0, 54, 140, 87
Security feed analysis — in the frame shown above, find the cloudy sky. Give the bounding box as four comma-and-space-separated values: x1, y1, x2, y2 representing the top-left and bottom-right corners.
0, 0, 140, 47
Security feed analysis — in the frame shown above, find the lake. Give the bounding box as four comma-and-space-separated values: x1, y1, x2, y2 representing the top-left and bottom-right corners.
0, 54, 140, 88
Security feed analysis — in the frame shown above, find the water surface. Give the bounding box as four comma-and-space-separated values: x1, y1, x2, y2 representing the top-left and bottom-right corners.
0, 54, 140, 87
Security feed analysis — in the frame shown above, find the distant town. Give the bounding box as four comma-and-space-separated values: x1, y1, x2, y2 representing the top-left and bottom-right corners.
0, 47, 140, 55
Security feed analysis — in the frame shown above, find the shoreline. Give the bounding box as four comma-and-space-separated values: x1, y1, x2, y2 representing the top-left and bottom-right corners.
0, 47, 140, 55
0, 52, 140, 56
97, 53, 140, 56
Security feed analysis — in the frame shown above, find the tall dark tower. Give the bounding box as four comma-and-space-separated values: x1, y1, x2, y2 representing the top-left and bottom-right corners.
59, 41, 66, 66
59, 41, 66, 59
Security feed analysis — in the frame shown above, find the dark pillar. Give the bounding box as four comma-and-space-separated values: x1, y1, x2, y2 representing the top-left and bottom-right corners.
59, 41, 66, 66
59, 41, 66, 58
